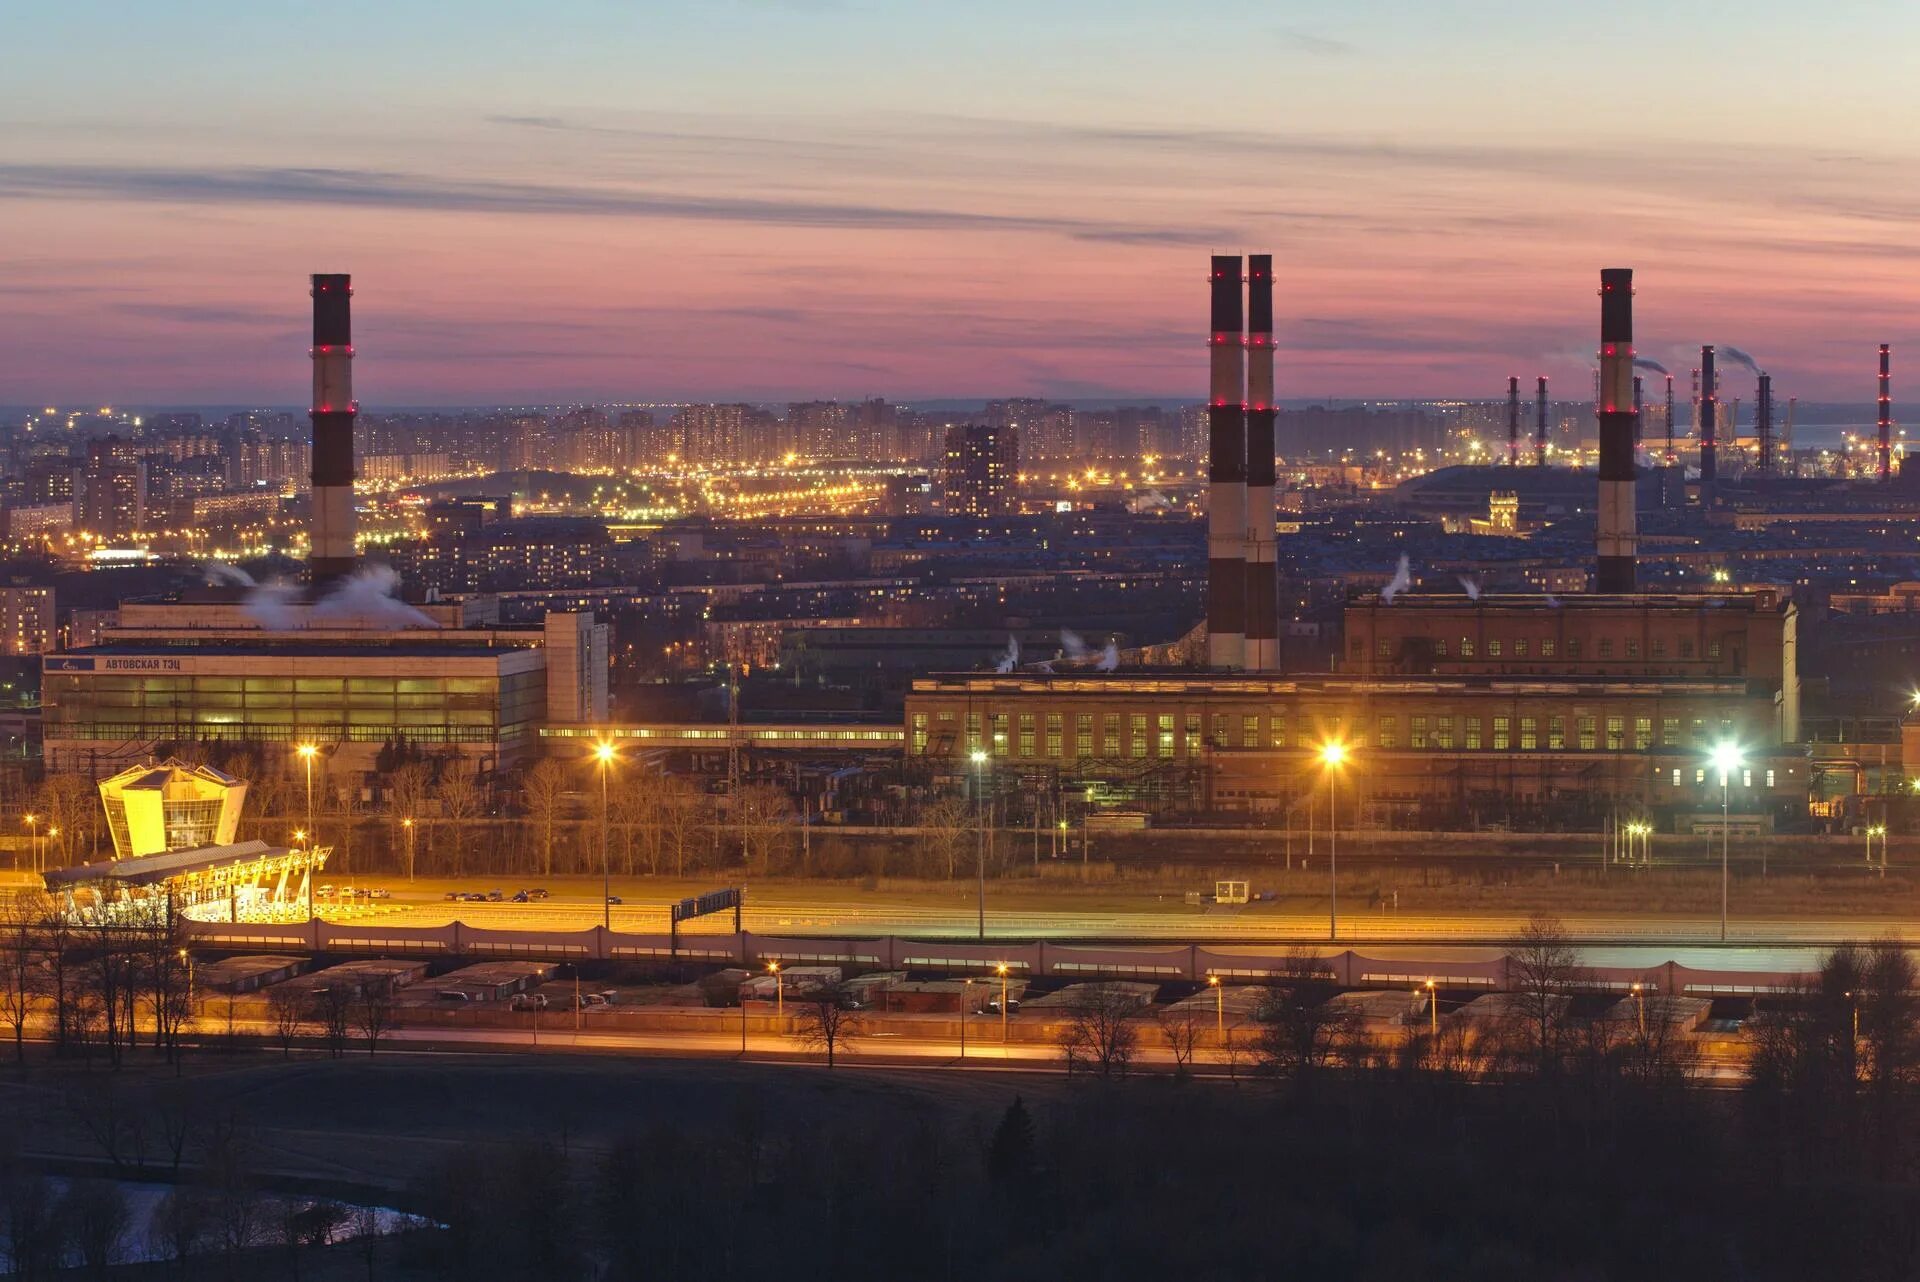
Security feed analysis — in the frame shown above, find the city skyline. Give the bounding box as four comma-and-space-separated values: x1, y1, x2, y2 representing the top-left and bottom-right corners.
5, 1, 1919, 404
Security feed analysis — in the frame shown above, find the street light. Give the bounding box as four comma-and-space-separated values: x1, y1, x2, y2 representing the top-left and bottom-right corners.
1710, 741, 1744, 942
1424, 978, 1438, 1039
401, 817, 416, 883
1319, 740, 1350, 941
1867, 824, 1887, 876
1208, 974, 1224, 1045
767, 960, 783, 1019
593, 741, 617, 930
297, 743, 319, 883
22, 814, 35, 874
179, 947, 195, 1009
1630, 981, 1646, 1037
996, 962, 1010, 1045
969, 749, 990, 942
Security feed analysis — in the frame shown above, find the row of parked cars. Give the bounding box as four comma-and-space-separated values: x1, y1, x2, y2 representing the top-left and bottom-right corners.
508, 990, 615, 1011
442, 888, 552, 904
317, 885, 390, 901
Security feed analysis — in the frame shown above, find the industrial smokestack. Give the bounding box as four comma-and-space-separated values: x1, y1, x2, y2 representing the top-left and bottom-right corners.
1206, 255, 1246, 668
1595, 268, 1638, 593
309, 273, 357, 590
1756, 373, 1773, 474
1665, 374, 1675, 462
1535, 376, 1549, 466
1633, 375, 1644, 444
1699, 345, 1717, 485
1879, 344, 1893, 481
1243, 254, 1278, 670
1507, 376, 1520, 465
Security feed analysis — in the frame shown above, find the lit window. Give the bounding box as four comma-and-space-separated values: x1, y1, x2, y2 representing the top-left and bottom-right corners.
1634, 717, 1652, 750
1493, 716, 1510, 751
1519, 717, 1536, 750
1460, 637, 1475, 658
1487, 639, 1502, 658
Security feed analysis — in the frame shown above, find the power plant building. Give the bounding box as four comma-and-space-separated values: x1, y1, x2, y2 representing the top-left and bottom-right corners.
39, 272, 610, 781
903, 263, 1810, 830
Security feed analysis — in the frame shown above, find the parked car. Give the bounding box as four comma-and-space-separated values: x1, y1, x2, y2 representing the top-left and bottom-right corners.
316, 884, 335, 898
368, 888, 392, 900
512, 891, 531, 903
443, 891, 462, 901
579, 992, 609, 1009
527, 888, 550, 900
605, 895, 624, 906
509, 993, 548, 1011
485, 889, 505, 902
435, 990, 472, 1003
987, 996, 1021, 1014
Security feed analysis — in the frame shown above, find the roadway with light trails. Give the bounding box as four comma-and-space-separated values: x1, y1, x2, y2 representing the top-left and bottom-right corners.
293, 874, 1920, 950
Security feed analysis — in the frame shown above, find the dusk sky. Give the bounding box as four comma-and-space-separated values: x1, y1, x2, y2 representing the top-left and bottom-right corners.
5, 0, 1919, 405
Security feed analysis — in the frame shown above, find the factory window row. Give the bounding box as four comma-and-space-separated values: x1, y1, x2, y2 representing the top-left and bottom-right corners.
1361, 635, 1734, 666
912, 706, 1752, 760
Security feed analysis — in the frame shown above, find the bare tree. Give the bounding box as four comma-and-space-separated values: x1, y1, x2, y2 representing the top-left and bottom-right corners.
0, 895, 49, 1065
1254, 982, 1363, 1077
388, 761, 432, 876
1057, 983, 1142, 1078
267, 985, 310, 1058
916, 794, 971, 880
356, 980, 396, 1057
314, 986, 356, 1058
521, 760, 569, 877
1507, 912, 1586, 1074
435, 759, 482, 878
611, 784, 660, 876
59, 1177, 131, 1278
794, 981, 862, 1067
736, 784, 796, 876
657, 776, 707, 878
1155, 1004, 1204, 1076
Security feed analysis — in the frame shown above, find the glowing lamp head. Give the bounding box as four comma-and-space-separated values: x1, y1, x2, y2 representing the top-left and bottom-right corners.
293, 829, 306, 843
1709, 742, 1743, 776
969, 749, 989, 766
1208, 974, 1221, 987
1319, 741, 1349, 768
995, 963, 1009, 977
296, 743, 318, 761
766, 960, 780, 974
593, 742, 618, 766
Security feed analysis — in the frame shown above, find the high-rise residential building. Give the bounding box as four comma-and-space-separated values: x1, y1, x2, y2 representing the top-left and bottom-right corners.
76, 435, 147, 539
988, 398, 1073, 461
942, 424, 1019, 517
0, 587, 55, 655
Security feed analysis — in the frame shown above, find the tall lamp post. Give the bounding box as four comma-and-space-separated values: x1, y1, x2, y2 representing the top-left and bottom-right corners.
297, 742, 318, 872
1208, 974, 1224, 1045
1319, 740, 1350, 941
1711, 742, 1743, 943
22, 814, 35, 874
402, 817, 416, 882
996, 962, 1010, 1044
594, 741, 617, 930
970, 749, 989, 941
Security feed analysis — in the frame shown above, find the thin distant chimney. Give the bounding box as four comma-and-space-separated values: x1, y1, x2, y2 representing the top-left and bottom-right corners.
1206, 255, 1246, 668
1595, 268, 1638, 593
1633, 375, 1644, 444
1756, 373, 1774, 474
1535, 376, 1549, 466
1879, 344, 1893, 481
1698, 345, 1717, 486
1507, 376, 1520, 465
1243, 254, 1278, 670
309, 273, 357, 589
1665, 374, 1675, 462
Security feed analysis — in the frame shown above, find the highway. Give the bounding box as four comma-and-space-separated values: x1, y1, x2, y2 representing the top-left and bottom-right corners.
293, 875, 1920, 948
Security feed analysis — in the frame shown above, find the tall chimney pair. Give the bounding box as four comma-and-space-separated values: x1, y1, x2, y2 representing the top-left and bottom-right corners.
310, 273, 359, 590
1205, 255, 1278, 670
1698, 344, 1718, 485
1879, 344, 1893, 482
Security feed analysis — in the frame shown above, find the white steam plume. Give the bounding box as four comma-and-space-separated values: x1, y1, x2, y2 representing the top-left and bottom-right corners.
310, 566, 441, 630
1380, 554, 1412, 604
994, 634, 1021, 674
1096, 642, 1119, 671
1059, 629, 1093, 660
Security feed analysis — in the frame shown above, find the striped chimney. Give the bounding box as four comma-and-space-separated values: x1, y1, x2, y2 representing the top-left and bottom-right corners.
309, 273, 358, 589
1206, 255, 1246, 668
1243, 254, 1278, 670
1595, 268, 1638, 593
